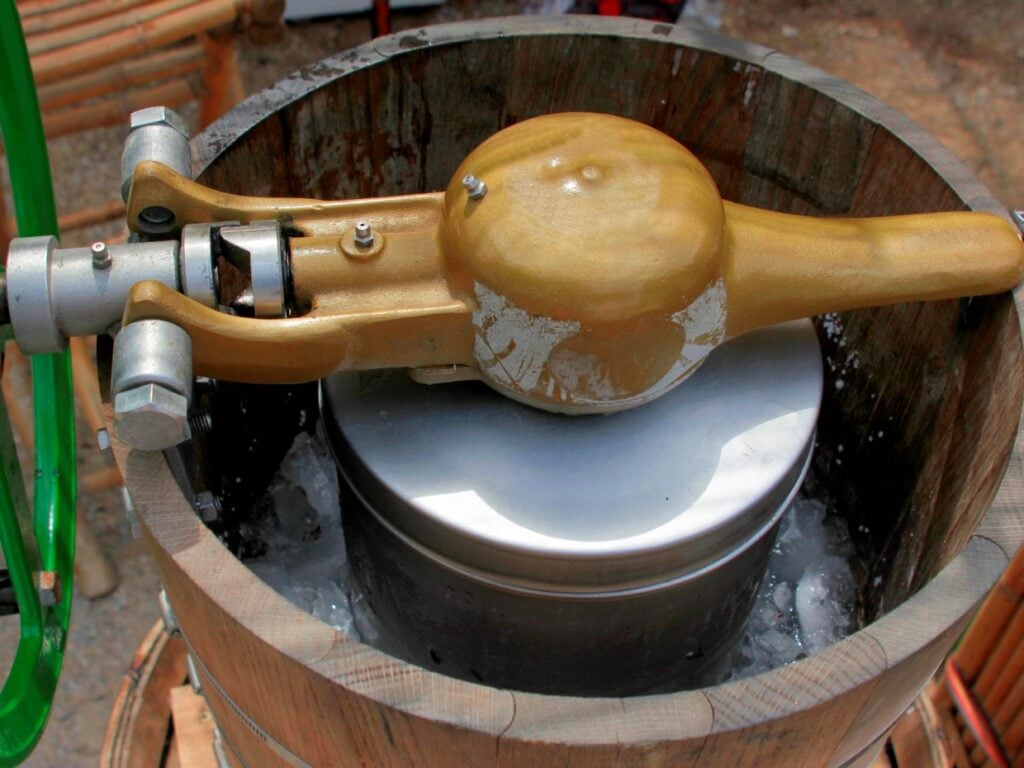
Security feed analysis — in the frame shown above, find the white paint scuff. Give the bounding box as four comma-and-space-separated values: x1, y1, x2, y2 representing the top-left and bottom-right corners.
471, 278, 728, 413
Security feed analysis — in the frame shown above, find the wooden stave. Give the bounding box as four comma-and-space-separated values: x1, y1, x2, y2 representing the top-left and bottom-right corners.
114, 16, 1024, 768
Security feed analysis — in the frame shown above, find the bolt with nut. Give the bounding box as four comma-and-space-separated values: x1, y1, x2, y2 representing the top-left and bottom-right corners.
463, 174, 487, 200
354, 220, 374, 248
91, 241, 112, 270
111, 319, 194, 451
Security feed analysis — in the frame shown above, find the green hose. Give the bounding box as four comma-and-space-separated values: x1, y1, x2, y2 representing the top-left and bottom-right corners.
0, 1, 77, 764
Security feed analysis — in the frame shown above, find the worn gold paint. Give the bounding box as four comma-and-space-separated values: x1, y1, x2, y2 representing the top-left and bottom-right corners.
123, 113, 1024, 411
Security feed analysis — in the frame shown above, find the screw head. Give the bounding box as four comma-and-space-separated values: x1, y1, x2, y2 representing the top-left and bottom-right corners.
129, 106, 189, 138
114, 383, 191, 451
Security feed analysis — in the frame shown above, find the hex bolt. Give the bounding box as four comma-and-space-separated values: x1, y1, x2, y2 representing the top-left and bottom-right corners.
121, 106, 191, 205
354, 220, 374, 248
462, 174, 487, 200
111, 319, 194, 451
114, 384, 192, 451
91, 241, 112, 270
193, 491, 222, 523
37, 571, 61, 607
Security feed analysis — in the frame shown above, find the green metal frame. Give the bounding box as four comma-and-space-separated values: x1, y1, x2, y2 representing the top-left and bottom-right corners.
0, 2, 77, 764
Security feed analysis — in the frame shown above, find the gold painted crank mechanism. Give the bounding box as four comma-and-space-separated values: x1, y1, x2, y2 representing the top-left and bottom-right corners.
124, 112, 1024, 414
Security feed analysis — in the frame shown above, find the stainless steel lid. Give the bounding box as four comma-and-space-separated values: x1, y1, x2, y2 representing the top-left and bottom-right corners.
322, 321, 822, 594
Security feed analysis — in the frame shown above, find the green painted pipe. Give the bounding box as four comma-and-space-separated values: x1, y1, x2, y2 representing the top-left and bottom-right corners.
0, 1, 77, 764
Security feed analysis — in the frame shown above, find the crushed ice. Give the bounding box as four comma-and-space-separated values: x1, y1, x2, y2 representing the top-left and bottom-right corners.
724, 496, 858, 681
244, 433, 859, 684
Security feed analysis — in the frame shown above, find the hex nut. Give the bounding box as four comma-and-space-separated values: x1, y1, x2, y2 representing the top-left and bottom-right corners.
114, 383, 191, 451
129, 106, 189, 138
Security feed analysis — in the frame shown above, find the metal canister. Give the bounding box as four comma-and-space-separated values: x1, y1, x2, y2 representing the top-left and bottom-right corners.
323, 320, 822, 696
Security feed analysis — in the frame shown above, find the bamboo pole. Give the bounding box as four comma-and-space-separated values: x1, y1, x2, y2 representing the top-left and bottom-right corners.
31, 0, 240, 86
28, 0, 201, 55
6, 200, 128, 238
992, 665, 1024, 731
197, 31, 243, 128
58, 199, 126, 232
951, 582, 1020, 683
970, 608, 1024, 714
22, 0, 153, 36
1003, 695, 1024, 757
1, 343, 35, 453
74, 505, 118, 598
980, 616, 1024, 726
16, 0, 84, 19
37, 41, 203, 110
43, 79, 194, 138
81, 464, 123, 495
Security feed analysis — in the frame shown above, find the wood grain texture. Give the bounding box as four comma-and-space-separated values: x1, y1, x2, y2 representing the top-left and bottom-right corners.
169, 686, 219, 768
100, 621, 189, 768
108, 16, 1024, 768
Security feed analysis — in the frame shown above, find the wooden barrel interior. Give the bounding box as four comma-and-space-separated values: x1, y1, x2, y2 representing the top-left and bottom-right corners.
118, 16, 1024, 768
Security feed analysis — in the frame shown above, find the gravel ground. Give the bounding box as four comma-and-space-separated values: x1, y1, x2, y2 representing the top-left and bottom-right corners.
1, 1, 1020, 765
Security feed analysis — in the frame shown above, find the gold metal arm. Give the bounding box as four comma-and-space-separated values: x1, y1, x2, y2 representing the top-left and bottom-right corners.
122, 112, 1024, 413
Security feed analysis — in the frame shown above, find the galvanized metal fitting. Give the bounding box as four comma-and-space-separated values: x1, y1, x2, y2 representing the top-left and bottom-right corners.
91, 241, 112, 270
462, 173, 487, 200
354, 220, 374, 248
219, 220, 286, 317
5, 235, 181, 354
112, 319, 194, 451
121, 106, 191, 221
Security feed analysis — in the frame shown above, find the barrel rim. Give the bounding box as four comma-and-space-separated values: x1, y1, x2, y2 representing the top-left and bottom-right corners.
133, 14, 1024, 764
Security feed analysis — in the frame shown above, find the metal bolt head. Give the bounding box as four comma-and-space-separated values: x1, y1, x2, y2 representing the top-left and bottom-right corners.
462, 174, 487, 200
37, 571, 61, 607
354, 220, 374, 248
91, 241, 112, 270
114, 383, 191, 451
129, 106, 189, 138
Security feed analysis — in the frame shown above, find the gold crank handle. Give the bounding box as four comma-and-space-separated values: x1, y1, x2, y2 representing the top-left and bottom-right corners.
722, 204, 1024, 337
126, 161, 441, 236
123, 281, 351, 383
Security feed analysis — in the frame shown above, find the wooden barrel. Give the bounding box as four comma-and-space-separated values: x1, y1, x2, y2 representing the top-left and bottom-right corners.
115, 16, 1024, 768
